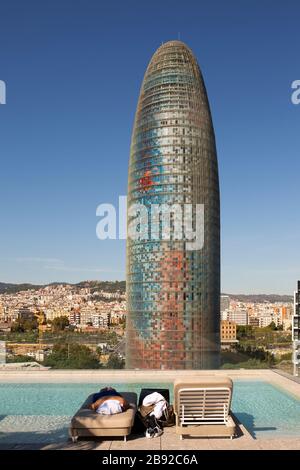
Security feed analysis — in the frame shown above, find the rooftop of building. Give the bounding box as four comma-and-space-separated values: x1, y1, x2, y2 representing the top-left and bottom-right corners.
0, 369, 300, 450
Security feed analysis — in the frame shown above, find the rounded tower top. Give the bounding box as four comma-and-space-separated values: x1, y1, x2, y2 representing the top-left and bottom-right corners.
156, 39, 192, 50
149, 40, 196, 61
142, 40, 201, 87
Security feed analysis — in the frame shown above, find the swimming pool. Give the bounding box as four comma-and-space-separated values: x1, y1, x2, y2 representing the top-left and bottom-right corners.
233, 381, 300, 438
0, 380, 300, 443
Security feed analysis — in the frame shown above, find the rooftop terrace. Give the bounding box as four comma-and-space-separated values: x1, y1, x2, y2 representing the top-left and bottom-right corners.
0, 369, 299, 450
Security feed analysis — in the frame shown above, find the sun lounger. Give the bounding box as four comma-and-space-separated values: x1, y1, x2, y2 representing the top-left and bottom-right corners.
174, 377, 236, 439
70, 391, 137, 442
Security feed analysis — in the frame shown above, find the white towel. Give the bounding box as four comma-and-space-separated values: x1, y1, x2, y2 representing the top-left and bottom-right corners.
96, 399, 123, 415
142, 392, 167, 419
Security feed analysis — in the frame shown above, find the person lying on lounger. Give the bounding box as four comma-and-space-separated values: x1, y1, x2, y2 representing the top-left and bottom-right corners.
92, 386, 121, 402
89, 387, 130, 415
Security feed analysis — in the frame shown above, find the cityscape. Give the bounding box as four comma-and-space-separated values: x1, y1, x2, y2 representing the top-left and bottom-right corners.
0, 0, 300, 456
0, 280, 296, 373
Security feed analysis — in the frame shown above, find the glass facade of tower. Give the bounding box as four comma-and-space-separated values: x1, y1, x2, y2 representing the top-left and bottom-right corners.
126, 41, 220, 369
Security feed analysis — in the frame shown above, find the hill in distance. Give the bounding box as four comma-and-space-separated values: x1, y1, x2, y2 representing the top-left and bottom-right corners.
222, 293, 293, 303
0, 282, 293, 302
0, 281, 126, 295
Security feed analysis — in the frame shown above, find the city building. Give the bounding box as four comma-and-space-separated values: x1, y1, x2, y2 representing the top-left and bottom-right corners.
126, 41, 220, 369
293, 281, 300, 375
91, 312, 108, 329
79, 307, 94, 325
282, 318, 292, 331
248, 317, 259, 327
44, 308, 68, 322
258, 316, 274, 328
220, 320, 238, 349
281, 306, 291, 321
17, 306, 35, 321
221, 295, 230, 313
69, 311, 81, 326
223, 310, 248, 326
293, 281, 300, 341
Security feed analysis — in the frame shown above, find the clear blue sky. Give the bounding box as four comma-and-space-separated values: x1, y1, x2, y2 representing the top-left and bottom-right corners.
0, 0, 299, 294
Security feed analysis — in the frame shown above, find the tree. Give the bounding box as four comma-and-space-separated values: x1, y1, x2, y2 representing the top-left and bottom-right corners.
106, 353, 125, 369
278, 352, 292, 361
268, 321, 277, 331
51, 316, 69, 332
11, 318, 38, 332
10, 321, 25, 333
44, 343, 101, 369
23, 318, 38, 331
237, 325, 253, 340
95, 346, 103, 357
7, 354, 36, 363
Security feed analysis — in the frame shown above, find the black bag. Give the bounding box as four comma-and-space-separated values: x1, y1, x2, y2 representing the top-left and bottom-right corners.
133, 405, 161, 434
160, 404, 175, 427
137, 388, 175, 429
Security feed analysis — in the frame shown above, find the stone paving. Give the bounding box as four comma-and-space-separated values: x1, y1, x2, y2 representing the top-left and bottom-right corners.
2, 425, 300, 450
1, 417, 299, 450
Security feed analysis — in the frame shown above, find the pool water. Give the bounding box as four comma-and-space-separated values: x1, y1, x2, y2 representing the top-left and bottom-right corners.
232, 381, 300, 438
0, 380, 300, 443
0, 382, 169, 445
